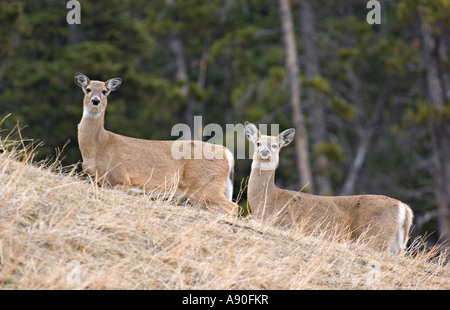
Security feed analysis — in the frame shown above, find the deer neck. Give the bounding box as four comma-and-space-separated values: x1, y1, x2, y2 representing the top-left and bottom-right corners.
248, 165, 278, 211
77, 112, 108, 160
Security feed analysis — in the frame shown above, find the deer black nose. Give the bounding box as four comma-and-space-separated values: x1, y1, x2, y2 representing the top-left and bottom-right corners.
260, 149, 270, 158
91, 98, 100, 106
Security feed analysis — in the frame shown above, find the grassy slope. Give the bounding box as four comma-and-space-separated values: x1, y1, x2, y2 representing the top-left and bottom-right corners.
0, 144, 449, 290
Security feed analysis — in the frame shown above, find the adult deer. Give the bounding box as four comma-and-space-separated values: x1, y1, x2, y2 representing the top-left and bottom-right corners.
244, 121, 413, 252
74, 72, 237, 215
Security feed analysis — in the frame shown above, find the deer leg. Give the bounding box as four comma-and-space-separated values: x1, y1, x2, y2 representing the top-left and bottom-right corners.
206, 194, 239, 216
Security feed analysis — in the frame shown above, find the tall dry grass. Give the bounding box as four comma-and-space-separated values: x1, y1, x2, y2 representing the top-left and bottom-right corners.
0, 125, 449, 289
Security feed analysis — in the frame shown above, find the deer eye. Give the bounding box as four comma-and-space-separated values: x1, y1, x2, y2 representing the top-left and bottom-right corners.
271, 144, 278, 149
102, 90, 107, 95
86, 88, 91, 93
256, 142, 262, 147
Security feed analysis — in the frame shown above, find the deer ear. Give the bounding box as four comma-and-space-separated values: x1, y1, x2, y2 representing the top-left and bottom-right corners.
279, 128, 295, 147
244, 121, 260, 143
106, 78, 122, 92
75, 72, 89, 88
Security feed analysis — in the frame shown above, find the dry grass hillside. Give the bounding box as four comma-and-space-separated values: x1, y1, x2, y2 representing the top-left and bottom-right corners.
0, 132, 449, 290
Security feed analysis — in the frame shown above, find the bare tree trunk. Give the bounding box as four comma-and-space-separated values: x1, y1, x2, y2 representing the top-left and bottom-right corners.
299, 0, 331, 195
191, 46, 209, 141
166, 0, 201, 139
421, 18, 450, 246
339, 3, 390, 196
167, 32, 189, 96
279, 0, 313, 192
167, 29, 201, 138
341, 82, 391, 195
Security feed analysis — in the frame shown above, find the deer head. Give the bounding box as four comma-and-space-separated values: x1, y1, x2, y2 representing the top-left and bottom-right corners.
75, 72, 122, 119
244, 121, 295, 170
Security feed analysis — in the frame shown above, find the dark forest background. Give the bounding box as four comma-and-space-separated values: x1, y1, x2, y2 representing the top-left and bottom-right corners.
0, 0, 449, 246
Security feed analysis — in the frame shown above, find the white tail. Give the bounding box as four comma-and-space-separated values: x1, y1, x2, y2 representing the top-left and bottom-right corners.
244, 122, 413, 252
74, 73, 238, 215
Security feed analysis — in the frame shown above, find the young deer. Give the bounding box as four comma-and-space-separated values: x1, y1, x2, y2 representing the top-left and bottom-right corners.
244, 122, 413, 252
75, 72, 238, 215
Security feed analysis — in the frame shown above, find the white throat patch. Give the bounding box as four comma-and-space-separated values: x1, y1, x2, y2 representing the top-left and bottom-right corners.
83, 107, 102, 119
251, 161, 278, 171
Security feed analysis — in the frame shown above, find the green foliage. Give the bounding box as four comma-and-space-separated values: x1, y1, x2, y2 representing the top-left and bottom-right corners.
403, 101, 450, 125
301, 76, 332, 96
330, 97, 356, 122
399, 0, 450, 29
314, 142, 344, 163
313, 142, 344, 184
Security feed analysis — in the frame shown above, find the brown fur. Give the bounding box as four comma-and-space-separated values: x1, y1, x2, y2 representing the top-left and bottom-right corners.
75, 73, 238, 215
245, 122, 413, 252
